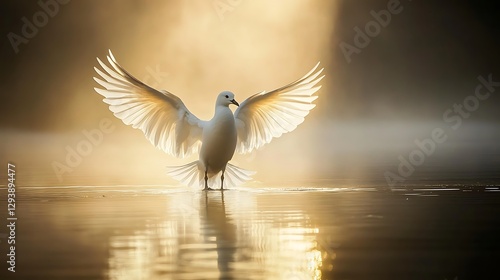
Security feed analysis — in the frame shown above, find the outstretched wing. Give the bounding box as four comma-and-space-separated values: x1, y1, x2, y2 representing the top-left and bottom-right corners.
93, 50, 205, 158
234, 62, 324, 154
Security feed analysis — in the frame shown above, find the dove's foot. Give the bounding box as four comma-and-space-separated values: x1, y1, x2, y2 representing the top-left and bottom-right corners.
204, 169, 209, 190
220, 171, 224, 190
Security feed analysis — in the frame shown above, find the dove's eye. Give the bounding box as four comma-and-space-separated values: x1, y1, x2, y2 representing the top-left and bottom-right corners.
225, 95, 229, 98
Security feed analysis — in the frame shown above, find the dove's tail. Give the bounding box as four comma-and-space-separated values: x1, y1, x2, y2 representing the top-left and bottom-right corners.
166, 161, 204, 188
166, 161, 255, 188
223, 163, 256, 187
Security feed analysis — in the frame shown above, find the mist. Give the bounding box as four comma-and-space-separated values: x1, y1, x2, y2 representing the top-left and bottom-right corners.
1, 0, 499, 186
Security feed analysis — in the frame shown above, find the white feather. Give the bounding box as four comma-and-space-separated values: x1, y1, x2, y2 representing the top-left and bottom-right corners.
93, 50, 205, 158
93, 50, 323, 188
234, 62, 324, 154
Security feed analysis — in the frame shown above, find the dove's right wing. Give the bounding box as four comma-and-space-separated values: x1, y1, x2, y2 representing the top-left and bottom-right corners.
93, 50, 205, 158
234, 63, 323, 154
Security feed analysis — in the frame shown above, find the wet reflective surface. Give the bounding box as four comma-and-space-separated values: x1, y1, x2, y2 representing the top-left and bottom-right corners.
1, 185, 500, 279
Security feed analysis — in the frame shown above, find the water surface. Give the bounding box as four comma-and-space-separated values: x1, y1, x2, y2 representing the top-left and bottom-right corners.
1, 184, 500, 279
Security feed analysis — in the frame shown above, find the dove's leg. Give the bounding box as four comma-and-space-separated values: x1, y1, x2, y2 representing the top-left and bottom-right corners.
204, 169, 208, 190
220, 171, 224, 190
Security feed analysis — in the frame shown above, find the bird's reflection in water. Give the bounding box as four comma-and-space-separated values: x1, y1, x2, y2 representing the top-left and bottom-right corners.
106, 189, 325, 279
201, 191, 237, 279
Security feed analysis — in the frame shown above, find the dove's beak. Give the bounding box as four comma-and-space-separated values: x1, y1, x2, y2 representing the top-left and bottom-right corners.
231, 99, 239, 106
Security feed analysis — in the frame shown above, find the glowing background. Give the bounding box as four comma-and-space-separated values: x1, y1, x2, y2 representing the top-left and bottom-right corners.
1, 0, 499, 186
1, 2, 500, 279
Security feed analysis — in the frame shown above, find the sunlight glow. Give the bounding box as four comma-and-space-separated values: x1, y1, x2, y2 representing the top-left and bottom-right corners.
104, 191, 331, 279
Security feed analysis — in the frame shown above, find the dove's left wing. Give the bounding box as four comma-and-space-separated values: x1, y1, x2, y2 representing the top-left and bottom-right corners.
234, 63, 324, 154
93, 50, 205, 158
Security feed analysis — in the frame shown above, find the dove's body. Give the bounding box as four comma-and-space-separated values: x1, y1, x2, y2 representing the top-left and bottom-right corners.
93, 50, 323, 189
200, 103, 238, 179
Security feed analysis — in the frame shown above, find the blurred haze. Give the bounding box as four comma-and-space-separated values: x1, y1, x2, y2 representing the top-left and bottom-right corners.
0, 0, 499, 186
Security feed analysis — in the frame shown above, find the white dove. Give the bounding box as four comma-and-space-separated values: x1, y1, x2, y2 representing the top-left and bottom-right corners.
93, 50, 324, 190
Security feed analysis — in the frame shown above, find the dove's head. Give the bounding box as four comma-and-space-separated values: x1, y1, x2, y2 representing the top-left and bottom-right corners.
216, 91, 239, 107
